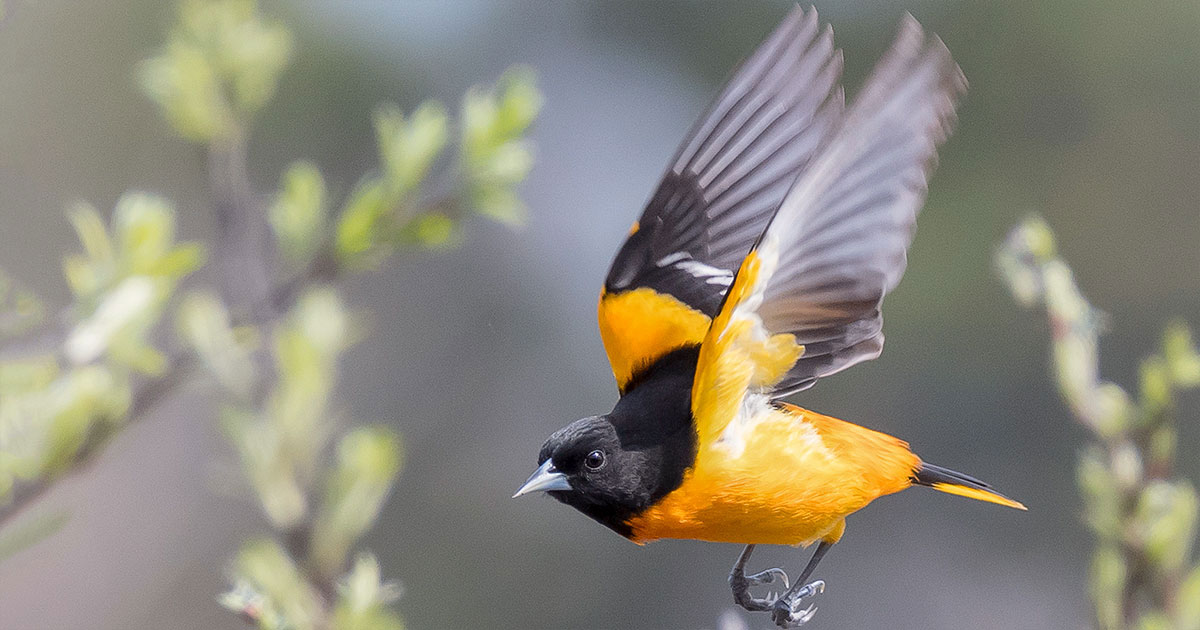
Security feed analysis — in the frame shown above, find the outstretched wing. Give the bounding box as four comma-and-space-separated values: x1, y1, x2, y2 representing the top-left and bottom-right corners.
599, 6, 844, 393
692, 15, 966, 442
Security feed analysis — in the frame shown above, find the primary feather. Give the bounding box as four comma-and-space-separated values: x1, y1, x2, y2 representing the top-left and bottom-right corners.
602, 5, 843, 324
691, 15, 967, 448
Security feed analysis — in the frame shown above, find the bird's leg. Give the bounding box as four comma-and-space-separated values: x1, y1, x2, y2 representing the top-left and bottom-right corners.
769, 541, 832, 629
728, 544, 789, 612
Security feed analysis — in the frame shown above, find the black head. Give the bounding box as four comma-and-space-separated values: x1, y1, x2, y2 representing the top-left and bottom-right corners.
514, 416, 658, 536
514, 347, 701, 537
545, 416, 657, 522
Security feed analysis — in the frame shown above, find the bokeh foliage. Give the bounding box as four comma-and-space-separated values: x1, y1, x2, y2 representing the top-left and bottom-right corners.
1, 193, 203, 506
0, 1, 540, 628
999, 216, 1200, 630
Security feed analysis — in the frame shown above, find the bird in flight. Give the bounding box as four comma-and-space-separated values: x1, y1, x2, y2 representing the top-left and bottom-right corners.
513, 6, 1024, 628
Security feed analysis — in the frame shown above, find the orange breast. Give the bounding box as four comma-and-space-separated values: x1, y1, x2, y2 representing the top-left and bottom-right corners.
627, 404, 920, 546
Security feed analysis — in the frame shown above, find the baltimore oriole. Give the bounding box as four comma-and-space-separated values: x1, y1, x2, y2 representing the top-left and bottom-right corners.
513, 7, 1025, 628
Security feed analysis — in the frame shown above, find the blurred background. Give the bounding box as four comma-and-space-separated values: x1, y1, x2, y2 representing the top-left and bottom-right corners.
1, 1, 1199, 629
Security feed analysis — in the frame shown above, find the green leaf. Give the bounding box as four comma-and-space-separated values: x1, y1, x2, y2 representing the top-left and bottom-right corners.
291, 287, 347, 356
141, 0, 293, 141
42, 366, 126, 473
64, 276, 161, 366
1140, 356, 1171, 418
114, 193, 176, 275
471, 185, 526, 227
1164, 320, 1200, 387
458, 67, 540, 229
139, 40, 230, 142
222, 408, 308, 528
227, 539, 323, 630
0, 355, 59, 394
460, 85, 498, 162
331, 554, 404, 630
375, 100, 448, 199
1135, 480, 1198, 573
494, 65, 542, 140
177, 291, 256, 398
409, 212, 457, 248
1078, 447, 1121, 538
269, 161, 328, 263
311, 426, 402, 577
1090, 545, 1126, 630
335, 178, 388, 264
1179, 564, 1200, 630
67, 202, 114, 266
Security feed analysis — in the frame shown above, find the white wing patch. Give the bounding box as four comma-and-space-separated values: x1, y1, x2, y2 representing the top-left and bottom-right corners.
655, 253, 734, 288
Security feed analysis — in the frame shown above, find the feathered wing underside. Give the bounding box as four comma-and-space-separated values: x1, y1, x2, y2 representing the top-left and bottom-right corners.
599, 6, 843, 392
693, 15, 966, 442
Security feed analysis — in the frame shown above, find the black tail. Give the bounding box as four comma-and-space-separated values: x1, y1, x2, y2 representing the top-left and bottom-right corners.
913, 463, 1026, 510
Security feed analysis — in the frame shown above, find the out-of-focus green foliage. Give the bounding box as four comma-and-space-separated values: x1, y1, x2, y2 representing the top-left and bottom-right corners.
460, 66, 541, 227
138, 0, 292, 142
0, 193, 201, 511
269, 162, 328, 265
177, 291, 256, 399
0, 1, 539, 629
222, 539, 324, 630
334, 66, 540, 265
141, 1, 538, 628
310, 427, 403, 581
217, 288, 349, 529
64, 195, 204, 373
331, 554, 405, 630
999, 216, 1200, 630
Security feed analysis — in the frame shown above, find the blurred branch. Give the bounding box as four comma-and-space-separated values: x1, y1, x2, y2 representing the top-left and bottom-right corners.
209, 129, 273, 320
0, 4, 540, 630
997, 215, 1200, 630
0, 352, 194, 529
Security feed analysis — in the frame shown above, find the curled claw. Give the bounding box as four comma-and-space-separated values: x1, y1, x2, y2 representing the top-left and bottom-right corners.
770, 580, 826, 628
794, 603, 818, 625
793, 579, 824, 599
746, 567, 790, 588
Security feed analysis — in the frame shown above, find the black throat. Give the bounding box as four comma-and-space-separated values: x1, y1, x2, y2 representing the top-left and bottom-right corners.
571, 345, 700, 537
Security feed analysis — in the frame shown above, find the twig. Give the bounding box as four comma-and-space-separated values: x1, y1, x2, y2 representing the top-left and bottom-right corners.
208, 130, 274, 319
997, 215, 1199, 630
0, 352, 195, 528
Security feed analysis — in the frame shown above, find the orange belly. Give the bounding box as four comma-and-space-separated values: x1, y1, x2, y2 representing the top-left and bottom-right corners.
627, 404, 920, 546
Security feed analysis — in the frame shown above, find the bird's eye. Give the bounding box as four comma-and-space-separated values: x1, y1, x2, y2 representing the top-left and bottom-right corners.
584, 449, 605, 470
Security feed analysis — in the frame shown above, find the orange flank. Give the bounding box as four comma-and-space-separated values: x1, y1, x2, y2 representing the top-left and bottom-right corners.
598, 288, 710, 393
628, 404, 919, 546
627, 403, 1024, 546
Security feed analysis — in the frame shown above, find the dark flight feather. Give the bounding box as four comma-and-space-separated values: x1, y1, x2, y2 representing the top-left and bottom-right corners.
605, 5, 844, 317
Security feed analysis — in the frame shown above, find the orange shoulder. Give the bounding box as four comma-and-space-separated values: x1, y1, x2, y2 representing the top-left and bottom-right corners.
598, 287, 711, 393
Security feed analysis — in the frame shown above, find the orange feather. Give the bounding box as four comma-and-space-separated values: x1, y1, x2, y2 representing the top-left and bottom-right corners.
628, 404, 919, 546
597, 288, 710, 393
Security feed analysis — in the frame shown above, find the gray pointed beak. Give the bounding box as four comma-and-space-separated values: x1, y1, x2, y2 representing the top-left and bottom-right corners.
512, 460, 571, 498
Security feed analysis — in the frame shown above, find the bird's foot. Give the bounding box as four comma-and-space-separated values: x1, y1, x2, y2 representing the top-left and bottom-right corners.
770, 579, 825, 629
729, 564, 789, 612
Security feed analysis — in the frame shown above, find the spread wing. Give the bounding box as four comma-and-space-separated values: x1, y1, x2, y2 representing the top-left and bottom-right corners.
599, 6, 844, 393
692, 15, 966, 443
